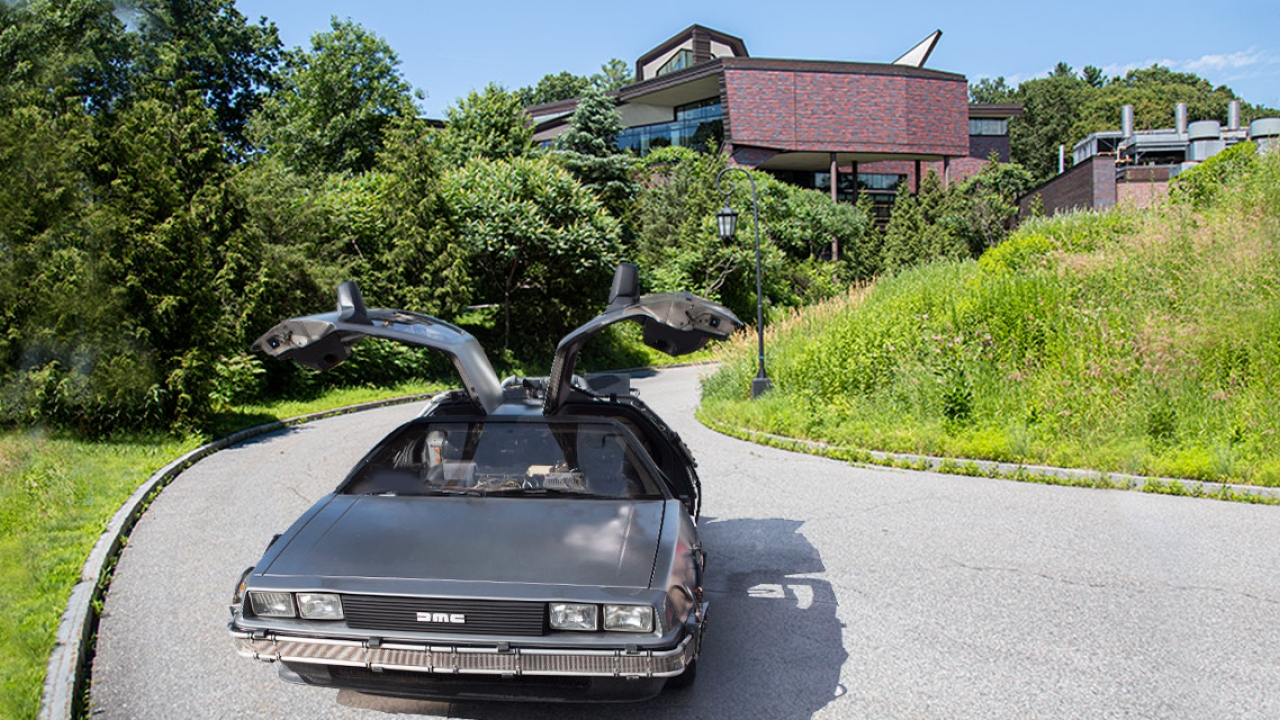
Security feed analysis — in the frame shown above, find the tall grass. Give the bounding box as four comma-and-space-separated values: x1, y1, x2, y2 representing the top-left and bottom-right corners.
703, 149, 1280, 485
0, 433, 197, 719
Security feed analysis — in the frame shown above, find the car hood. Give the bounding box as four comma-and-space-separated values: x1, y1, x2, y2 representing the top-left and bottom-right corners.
261, 495, 665, 589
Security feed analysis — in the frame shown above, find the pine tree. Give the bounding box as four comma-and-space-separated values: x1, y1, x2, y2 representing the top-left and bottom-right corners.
554, 86, 636, 219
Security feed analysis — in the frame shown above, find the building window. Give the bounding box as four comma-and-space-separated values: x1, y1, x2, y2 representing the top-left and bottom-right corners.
857, 173, 903, 191
969, 118, 1008, 136
808, 172, 905, 204
655, 49, 694, 77
616, 99, 723, 156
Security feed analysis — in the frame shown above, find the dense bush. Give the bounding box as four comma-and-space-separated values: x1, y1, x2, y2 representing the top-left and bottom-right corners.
443, 154, 624, 357
628, 146, 877, 324
881, 161, 1036, 272
1169, 141, 1258, 207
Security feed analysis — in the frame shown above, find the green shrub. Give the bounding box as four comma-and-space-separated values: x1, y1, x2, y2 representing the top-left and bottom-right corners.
978, 232, 1053, 274
1170, 141, 1257, 207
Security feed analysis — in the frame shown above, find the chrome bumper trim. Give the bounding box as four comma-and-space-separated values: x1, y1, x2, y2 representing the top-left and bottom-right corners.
230, 626, 694, 679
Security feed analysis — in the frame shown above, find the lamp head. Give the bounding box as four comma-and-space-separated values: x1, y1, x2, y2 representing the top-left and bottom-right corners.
716, 204, 738, 240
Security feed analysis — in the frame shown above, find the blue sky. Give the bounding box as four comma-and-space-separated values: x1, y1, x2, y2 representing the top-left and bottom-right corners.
235, 0, 1280, 117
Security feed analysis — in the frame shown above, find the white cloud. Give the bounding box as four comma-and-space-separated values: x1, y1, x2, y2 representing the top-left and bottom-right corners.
1100, 47, 1280, 81
1183, 49, 1279, 74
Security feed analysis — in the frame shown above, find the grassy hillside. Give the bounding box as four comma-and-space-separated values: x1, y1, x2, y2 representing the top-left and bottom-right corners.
702, 147, 1280, 485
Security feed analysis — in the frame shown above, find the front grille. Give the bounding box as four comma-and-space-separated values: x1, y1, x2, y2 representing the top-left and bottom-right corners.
342, 595, 546, 636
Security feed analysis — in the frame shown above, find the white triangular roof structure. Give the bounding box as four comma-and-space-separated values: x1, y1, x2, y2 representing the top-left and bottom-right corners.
893, 30, 942, 68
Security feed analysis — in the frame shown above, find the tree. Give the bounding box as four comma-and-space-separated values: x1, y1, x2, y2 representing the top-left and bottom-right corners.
628, 147, 874, 321
969, 76, 1014, 104
996, 61, 1264, 182
629, 147, 734, 298
1007, 68, 1089, 181
1082, 65, 1106, 89
368, 116, 470, 316
593, 58, 633, 91
1071, 65, 1242, 145
251, 17, 418, 174
554, 85, 636, 219
880, 172, 967, 272
515, 71, 590, 107
0, 0, 136, 114
515, 59, 634, 107
0, 86, 234, 433
443, 155, 623, 353
437, 83, 533, 167
125, 0, 282, 153
949, 157, 1036, 255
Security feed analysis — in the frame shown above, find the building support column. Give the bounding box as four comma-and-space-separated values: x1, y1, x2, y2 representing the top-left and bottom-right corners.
829, 153, 838, 203
829, 153, 840, 261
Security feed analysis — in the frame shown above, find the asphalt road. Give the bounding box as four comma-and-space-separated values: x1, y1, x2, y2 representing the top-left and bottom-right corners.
90, 365, 1280, 719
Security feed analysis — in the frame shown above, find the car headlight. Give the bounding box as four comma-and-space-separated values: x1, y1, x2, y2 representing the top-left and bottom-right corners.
248, 591, 295, 618
549, 602, 598, 631
297, 593, 344, 620
604, 604, 654, 633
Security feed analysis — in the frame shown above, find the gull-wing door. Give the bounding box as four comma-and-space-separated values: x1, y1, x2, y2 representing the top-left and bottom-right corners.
544, 263, 743, 416
252, 282, 504, 414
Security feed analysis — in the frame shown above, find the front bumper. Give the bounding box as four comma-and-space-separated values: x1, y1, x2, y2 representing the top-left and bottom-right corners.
229, 625, 697, 680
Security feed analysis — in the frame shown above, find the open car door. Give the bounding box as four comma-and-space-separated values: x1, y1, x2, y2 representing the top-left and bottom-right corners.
251, 282, 505, 414
544, 263, 742, 416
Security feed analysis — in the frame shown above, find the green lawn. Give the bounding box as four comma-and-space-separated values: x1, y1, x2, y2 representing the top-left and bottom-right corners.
0, 381, 438, 720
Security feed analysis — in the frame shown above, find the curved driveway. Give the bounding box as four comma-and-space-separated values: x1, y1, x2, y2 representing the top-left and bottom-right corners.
90, 366, 1280, 719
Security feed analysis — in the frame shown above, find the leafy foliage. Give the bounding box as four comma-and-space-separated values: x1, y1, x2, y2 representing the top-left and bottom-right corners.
881, 172, 968, 272
975, 63, 1274, 182
879, 161, 1036, 272
629, 147, 877, 322
947, 159, 1037, 255
1169, 140, 1258, 207
514, 58, 634, 106
123, 0, 283, 154
251, 17, 418, 174
443, 155, 624, 354
437, 83, 533, 166
515, 70, 590, 107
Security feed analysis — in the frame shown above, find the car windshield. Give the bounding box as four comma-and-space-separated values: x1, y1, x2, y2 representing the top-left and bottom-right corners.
341, 420, 664, 499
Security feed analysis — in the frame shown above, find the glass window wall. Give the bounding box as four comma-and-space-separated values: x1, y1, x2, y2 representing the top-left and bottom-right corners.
616, 99, 723, 156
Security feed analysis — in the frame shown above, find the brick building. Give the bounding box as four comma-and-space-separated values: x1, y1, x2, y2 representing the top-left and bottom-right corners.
1018, 102, 1280, 217
529, 25, 1019, 220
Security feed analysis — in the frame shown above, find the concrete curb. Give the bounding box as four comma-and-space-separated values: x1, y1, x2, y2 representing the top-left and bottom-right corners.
701, 419, 1280, 503
38, 393, 433, 720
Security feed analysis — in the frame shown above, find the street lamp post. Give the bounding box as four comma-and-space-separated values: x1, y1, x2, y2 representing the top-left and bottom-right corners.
715, 166, 772, 399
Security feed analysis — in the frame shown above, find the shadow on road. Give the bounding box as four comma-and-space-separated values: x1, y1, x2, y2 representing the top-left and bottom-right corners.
338, 516, 847, 719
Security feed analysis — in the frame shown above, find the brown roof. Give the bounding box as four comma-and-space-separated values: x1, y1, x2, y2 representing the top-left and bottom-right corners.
635, 24, 749, 77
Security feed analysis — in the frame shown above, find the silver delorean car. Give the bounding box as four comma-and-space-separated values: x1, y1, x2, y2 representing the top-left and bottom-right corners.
228, 264, 740, 702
